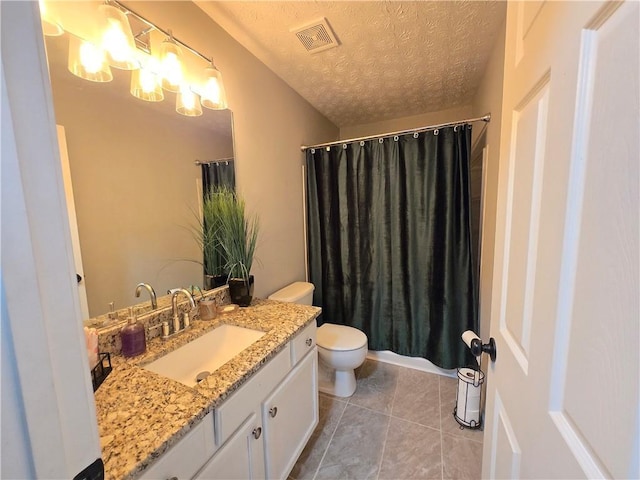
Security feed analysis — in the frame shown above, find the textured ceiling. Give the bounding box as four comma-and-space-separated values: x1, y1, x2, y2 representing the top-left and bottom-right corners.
196, 1, 506, 128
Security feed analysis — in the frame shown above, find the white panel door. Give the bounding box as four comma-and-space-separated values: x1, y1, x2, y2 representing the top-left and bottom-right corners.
483, 1, 639, 479
57, 125, 90, 319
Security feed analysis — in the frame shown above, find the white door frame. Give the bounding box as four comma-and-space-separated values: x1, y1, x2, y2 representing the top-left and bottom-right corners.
1, 2, 101, 478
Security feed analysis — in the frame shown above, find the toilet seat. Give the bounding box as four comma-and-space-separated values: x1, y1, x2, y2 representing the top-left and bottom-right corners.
317, 323, 367, 351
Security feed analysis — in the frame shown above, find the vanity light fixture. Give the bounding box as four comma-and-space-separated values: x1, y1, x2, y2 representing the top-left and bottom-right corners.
176, 85, 203, 117
200, 62, 227, 110
39, 0, 228, 115
130, 63, 164, 102
158, 33, 184, 93
67, 34, 114, 83
99, 4, 138, 70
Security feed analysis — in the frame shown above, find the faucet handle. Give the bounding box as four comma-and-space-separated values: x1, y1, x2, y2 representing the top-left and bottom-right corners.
108, 301, 117, 320
189, 285, 204, 302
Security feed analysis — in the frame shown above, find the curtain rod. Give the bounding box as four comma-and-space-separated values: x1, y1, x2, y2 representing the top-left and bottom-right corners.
194, 157, 234, 165
300, 114, 491, 151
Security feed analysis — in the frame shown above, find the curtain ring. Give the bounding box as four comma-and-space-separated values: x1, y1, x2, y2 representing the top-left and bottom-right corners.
413, 132, 419, 139
378, 138, 384, 144
342, 144, 347, 149
434, 129, 439, 136
311, 148, 315, 154
360, 141, 365, 146
454, 126, 457, 132
393, 135, 399, 141
326, 146, 331, 151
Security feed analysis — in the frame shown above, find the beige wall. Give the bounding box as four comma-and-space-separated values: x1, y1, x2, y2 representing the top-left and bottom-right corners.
339, 105, 474, 139
471, 19, 507, 341
131, 2, 339, 299
50, 75, 234, 317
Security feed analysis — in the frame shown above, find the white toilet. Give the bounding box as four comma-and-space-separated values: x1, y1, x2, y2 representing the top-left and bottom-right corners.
268, 282, 368, 398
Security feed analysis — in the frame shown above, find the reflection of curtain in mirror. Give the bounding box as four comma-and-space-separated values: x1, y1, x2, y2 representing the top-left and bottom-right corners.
201, 159, 235, 194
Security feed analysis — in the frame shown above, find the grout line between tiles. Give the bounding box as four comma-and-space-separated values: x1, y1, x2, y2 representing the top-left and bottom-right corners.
373, 367, 398, 480
310, 398, 348, 480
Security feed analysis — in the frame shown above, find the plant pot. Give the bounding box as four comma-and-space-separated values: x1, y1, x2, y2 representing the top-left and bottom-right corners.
205, 274, 228, 290
228, 275, 254, 307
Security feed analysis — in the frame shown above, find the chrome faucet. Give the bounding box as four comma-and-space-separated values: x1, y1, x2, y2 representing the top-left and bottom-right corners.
171, 288, 196, 334
135, 282, 157, 310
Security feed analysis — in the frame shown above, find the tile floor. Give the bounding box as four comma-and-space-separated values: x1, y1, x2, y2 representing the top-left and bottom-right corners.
290, 359, 483, 480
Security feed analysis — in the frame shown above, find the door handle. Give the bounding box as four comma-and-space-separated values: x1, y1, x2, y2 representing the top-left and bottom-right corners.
463, 330, 497, 362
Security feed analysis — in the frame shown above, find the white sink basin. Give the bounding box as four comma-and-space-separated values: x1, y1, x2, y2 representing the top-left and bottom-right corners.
143, 324, 265, 387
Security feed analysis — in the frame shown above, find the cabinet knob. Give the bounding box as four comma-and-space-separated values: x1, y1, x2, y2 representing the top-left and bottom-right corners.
269, 406, 278, 418
252, 427, 262, 439
305, 338, 313, 347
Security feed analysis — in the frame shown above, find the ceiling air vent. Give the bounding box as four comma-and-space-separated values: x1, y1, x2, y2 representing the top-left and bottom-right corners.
291, 18, 340, 54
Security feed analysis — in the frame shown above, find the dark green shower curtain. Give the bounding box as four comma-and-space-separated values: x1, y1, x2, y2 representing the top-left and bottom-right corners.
306, 126, 477, 369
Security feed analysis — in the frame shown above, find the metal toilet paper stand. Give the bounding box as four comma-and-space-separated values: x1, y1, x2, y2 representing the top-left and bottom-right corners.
453, 331, 497, 429
454, 367, 485, 429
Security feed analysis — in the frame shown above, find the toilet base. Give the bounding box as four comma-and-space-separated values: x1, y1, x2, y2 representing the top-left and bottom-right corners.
318, 360, 357, 398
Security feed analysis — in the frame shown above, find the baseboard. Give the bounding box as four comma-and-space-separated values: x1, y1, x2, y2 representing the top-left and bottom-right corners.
366, 350, 457, 378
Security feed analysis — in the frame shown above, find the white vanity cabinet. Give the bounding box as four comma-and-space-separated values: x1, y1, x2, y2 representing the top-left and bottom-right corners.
262, 350, 318, 479
138, 412, 215, 480
192, 320, 318, 480
195, 412, 265, 479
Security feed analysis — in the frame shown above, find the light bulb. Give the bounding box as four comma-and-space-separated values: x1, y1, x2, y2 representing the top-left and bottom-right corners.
162, 52, 183, 89
130, 67, 164, 102
103, 22, 129, 61
68, 35, 113, 82
201, 64, 227, 110
176, 85, 203, 117
140, 69, 157, 93
159, 36, 184, 92
99, 4, 137, 70
80, 42, 106, 74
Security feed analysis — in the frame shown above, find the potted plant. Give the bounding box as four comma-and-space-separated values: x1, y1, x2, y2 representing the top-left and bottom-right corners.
217, 191, 259, 306
194, 186, 236, 290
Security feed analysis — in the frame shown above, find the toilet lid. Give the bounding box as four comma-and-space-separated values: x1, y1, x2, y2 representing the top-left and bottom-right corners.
317, 323, 367, 351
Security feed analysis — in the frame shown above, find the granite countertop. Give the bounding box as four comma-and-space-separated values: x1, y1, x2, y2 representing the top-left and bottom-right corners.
94, 298, 321, 480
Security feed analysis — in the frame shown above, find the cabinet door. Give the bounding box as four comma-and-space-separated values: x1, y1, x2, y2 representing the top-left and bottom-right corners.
139, 412, 215, 480
262, 350, 318, 480
195, 413, 265, 480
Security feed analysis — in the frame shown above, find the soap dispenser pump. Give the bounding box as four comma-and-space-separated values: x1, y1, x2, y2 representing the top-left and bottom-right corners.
120, 307, 146, 358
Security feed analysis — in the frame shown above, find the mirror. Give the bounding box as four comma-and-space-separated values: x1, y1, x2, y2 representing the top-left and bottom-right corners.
43, 32, 235, 323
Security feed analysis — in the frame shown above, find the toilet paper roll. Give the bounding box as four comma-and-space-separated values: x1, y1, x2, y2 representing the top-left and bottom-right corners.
455, 367, 484, 427
462, 330, 481, 349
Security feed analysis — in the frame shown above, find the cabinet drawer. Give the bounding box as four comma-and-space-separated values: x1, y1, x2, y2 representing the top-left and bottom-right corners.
139, 411, 214, 480
215, 344, 290, 446
290, 320, 317, 366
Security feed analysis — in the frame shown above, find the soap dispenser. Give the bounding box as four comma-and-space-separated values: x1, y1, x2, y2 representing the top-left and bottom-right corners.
120, 307, 146, 358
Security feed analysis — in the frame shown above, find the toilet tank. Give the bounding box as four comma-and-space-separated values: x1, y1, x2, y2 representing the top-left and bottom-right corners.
268, 282, 315, 305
